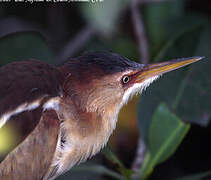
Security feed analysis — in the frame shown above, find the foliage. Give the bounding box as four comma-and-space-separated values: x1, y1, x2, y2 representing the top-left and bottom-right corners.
137, 17, 210, 179
81, 0, 129, 35
140, 103, 190, 179
0, 1, 210, 180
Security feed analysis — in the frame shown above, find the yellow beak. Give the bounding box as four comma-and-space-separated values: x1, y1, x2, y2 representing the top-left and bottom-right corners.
135, 57, 203, 83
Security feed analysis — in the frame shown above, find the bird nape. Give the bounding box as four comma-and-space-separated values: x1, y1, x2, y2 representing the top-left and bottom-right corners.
0, 51, 203, 180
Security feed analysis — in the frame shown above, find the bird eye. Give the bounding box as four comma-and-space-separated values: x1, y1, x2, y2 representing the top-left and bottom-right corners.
122, 75, 130, 84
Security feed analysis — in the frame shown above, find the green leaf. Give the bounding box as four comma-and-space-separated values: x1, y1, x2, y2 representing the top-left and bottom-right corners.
143, 0, 185, 58
149, 103, 190, 164
174, 171, 211, 180
140, 103, 190, 179
57, 163, 108, 180
103, 147, 134, 179
138, 24, 204, 143
176, 24, 211, 126
0, 32, 53, 66
80, 0, 129, 35
103, 147, 124, 168
155, 25, 204, 61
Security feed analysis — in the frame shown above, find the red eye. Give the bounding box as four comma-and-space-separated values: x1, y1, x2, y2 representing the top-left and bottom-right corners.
122, 75, 130, 84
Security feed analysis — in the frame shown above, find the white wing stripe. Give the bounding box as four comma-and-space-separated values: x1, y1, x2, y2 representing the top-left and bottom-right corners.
43, 97, 60, 111
0, 98, 43, 129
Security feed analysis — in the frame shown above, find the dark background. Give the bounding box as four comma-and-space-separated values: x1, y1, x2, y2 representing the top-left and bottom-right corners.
0, 1, 211, 179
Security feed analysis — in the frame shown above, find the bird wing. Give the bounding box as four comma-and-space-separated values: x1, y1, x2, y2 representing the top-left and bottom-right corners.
0, 109, 60, 180
0, 60, 63, 179
0, 60, 62, 121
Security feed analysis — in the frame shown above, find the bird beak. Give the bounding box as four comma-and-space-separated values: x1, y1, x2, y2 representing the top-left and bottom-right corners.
135, 57, 203, 83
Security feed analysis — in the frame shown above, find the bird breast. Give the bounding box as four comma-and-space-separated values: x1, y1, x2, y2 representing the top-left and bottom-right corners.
45, 97, 120, 179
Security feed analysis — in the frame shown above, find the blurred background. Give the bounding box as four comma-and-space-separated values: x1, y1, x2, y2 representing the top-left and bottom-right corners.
0, 0, 211, 179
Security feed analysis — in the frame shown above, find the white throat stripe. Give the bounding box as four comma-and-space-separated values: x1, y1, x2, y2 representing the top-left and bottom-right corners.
121, 75, 160, 106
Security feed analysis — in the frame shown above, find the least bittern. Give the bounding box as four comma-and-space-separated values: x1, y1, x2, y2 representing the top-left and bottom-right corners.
0, 52, 202, 179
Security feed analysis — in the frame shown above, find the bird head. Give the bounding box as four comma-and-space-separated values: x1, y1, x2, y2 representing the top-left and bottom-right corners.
60, 52, 202, 116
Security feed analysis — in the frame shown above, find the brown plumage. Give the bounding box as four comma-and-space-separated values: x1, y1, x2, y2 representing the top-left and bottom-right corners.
0, 52, 202, 180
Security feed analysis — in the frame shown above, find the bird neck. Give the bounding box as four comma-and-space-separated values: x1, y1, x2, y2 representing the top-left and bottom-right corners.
50, 96, 121, 177
59, 95, 120, 141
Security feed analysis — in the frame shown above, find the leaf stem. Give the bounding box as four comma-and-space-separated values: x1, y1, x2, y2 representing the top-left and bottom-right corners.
139, 151, 153, 180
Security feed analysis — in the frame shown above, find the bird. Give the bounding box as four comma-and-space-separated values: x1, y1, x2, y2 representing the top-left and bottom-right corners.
0, 51, 202, 180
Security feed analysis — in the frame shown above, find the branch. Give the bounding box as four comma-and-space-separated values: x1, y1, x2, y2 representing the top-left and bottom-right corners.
131, 0, 148, 172
131, 0, 173, 176
130, 0, 149, 175
131, 0, 149, 64
131, 138, 146, 177
54, 24, 97, 64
